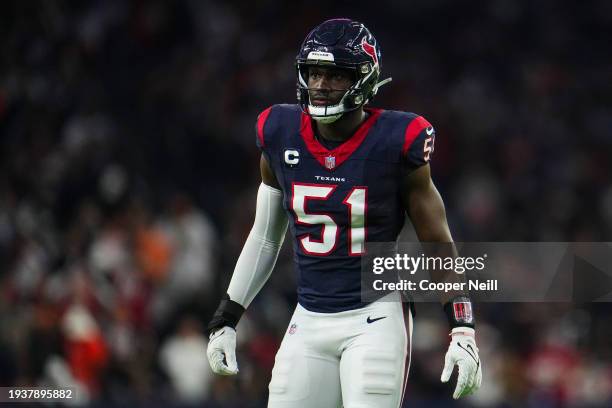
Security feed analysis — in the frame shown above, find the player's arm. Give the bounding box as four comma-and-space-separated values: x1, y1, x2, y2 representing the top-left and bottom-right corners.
260, 153, 282, 189
401, 164, 452, 252
206, 154, 287, 375
402, 161, 482, 399
401, 164, 459, 303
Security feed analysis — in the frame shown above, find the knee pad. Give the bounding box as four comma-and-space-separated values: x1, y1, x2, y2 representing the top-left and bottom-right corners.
361, 350, 399, 395
269, 353, 293, 395
268, 352, 311, 400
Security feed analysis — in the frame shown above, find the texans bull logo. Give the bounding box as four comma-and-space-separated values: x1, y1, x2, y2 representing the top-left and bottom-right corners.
360, 37, 378, 66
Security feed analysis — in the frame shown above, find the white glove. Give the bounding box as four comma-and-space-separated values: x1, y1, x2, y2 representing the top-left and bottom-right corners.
207, 326, 239, 375
441, 327, 482, 399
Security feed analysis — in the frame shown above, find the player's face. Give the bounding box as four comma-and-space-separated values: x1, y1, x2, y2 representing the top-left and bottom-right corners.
307, 66, 354, 106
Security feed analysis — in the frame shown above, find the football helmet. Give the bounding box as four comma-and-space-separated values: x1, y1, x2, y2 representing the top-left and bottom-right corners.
296, 18, 392, 123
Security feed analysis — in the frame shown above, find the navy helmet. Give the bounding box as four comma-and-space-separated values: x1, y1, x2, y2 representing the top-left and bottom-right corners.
296, 18, 391, 123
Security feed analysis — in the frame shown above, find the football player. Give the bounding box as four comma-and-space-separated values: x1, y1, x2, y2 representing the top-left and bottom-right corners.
207, 18, 482, 407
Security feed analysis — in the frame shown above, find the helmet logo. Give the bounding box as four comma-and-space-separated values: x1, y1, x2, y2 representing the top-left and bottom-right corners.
307, 51, 334, 62
360, 37, 378, 66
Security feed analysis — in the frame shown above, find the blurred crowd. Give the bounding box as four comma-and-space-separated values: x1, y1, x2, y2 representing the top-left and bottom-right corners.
1, 0, 611, 407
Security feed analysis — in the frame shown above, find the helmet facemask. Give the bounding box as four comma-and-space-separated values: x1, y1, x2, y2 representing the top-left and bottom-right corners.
296, 61, 384, 124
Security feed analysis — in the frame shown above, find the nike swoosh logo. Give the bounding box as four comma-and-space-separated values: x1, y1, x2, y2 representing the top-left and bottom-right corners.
367, 316, 387, 324
210, 329, 225, 341
426, 126, 434, 136
457, 342, 480, 369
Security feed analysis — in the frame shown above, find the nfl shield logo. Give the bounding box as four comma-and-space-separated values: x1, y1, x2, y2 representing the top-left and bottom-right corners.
325, 156, 336, 169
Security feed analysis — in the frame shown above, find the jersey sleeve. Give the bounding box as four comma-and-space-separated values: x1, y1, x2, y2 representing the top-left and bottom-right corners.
401, 115, 436, 171
255, 106, 273, 152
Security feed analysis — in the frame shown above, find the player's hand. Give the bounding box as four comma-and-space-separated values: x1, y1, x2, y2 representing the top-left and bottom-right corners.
207, 326, 239, 375
440, 328, 482, 399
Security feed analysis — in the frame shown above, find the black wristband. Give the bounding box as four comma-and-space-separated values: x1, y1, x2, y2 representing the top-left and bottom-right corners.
207, 294, 246, 335
443, 295, 475, 329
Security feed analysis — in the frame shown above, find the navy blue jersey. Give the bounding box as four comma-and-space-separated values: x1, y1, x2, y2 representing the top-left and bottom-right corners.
256, 104, 435, 312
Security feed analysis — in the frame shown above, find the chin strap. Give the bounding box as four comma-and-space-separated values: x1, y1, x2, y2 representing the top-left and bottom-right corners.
311, 112, 343, 124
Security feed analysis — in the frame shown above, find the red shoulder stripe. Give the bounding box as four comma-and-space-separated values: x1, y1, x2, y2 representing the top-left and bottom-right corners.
256, 106, 273, 147
402, 116, 431, 156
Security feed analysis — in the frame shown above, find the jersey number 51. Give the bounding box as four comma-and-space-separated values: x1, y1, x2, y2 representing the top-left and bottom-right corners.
291, 183, 366, 256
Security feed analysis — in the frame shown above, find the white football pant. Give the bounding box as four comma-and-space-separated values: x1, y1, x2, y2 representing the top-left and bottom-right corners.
268, 292, 413, 408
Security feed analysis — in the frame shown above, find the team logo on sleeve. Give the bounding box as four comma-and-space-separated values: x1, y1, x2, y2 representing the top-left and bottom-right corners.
288, 323, 298, 335
284, 149, 300, 167
325, 155, 336, 169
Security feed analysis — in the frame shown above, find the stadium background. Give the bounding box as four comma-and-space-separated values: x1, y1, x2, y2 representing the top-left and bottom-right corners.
1, 0, 611, 407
